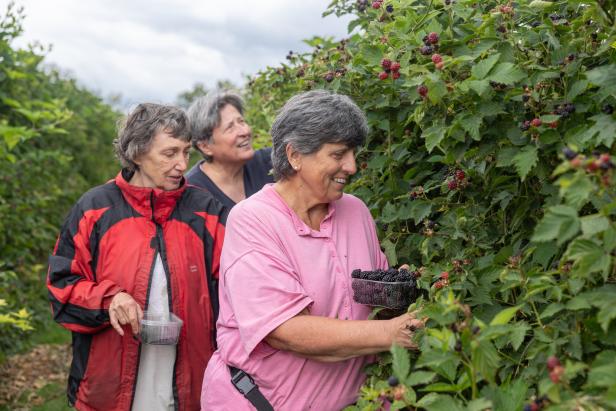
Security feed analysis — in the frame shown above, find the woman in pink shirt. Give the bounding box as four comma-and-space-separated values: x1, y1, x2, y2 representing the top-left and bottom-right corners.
201, 90, 424, 411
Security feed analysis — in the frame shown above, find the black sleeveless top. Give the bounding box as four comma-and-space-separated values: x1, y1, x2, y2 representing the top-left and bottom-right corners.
185, 147, 274, 210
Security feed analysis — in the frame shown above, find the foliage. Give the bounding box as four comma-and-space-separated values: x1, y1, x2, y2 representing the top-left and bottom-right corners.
244, 0, 616, 409
0, 2, 119, 358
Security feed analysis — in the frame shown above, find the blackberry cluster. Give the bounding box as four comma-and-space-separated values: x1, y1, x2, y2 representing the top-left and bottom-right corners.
351, 269, 418, 309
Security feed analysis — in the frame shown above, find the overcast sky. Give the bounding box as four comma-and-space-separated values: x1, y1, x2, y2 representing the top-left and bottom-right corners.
9, 0, 353, 107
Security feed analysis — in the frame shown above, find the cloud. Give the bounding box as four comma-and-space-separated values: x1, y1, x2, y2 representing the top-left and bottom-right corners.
12, 0, 353, 106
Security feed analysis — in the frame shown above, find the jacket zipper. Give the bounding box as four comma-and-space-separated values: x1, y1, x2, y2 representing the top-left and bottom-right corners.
128, 191, 180, 411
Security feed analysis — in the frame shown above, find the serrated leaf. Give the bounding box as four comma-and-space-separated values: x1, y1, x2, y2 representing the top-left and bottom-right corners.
496, 147, 518, 167
382, 238, 398, 266
467, 80, 491, 97
581, 214, 609, 237
565, 239, 610, 279
557, 172, 594, 210
406, 371, 436, 386
391, 344, 410, 381
406, 200, 432, 225
580, 114, 616, 147
422, 122, 447, 153
540, 303, 564, 319
567, 79, 588, 100
532, 205, 580, 245
467, 398, 492, 411
586, 65, 616, 98
512, 146, 538, 181
472, 340, 500, 383
472, 53, 501, 80
510, 322, 530, 351
486, 63, 526, 85
490, 305, 522, 325
458, 113, 483, 141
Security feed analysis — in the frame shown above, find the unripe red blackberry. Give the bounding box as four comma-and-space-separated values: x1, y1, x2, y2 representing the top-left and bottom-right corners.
390, 62, 401, 72
372, 0, 382, 9
417, 85, 428, 97
378, 71, 389, 80
455, 169, 465, 180
431, 54, 443, 64
447, 180, 458, 190
381, 58, 392, 70
392, 71, 400, 80
530, 118, 542, 127
427, 32, 439, 44
546, 355, 560, 370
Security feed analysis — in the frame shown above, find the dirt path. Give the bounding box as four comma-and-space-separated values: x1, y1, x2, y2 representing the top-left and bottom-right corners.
0, 343, 71, 409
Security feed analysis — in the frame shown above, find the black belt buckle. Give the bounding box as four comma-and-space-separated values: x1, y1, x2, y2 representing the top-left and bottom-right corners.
231, 369, 257, 395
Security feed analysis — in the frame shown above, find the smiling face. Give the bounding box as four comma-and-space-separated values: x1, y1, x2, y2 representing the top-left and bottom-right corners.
292, 142, 357, 204
197, 104, 254, 165
131, 130, 191, 191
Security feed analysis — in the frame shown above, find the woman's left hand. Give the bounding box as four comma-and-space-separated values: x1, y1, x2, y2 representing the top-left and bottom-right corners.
388, 311, 426, 349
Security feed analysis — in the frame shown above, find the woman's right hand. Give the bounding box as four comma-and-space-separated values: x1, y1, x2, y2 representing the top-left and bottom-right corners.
109, 292, 143, 336
387, 311, 426, 349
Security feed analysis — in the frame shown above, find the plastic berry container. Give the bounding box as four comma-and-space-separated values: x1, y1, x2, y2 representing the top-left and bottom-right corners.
351, 279, 418, 310
139, 311, 183, 345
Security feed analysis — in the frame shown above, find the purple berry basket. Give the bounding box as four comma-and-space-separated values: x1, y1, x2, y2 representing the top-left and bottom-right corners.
351, 278, 418, 310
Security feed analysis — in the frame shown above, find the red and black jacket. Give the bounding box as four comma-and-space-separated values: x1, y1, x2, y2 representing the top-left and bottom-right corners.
47, 170, 226, 411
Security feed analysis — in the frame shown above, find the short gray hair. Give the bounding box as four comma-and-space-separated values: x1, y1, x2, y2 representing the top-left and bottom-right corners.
270, 90, 367, 180
186, 91, 244, 162
113, 103, 189, 172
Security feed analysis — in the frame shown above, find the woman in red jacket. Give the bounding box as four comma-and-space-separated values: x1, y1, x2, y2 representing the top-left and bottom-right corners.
47, 103, 226, 411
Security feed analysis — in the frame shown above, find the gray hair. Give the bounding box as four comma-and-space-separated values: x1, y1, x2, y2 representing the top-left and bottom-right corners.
186, 90, 244, 162
113, 103, 189, 172
270, 90, 367, 180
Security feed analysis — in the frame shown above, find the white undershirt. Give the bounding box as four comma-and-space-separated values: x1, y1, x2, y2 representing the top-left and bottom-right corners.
132, 254, 176, 411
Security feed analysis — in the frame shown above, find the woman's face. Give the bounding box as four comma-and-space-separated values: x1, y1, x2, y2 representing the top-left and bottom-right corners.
199, 104, 254, 165
132, 130, 191, 191
293, 142, 357, 204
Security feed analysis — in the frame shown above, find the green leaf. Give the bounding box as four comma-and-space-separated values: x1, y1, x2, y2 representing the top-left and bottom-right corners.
565, 239, 610, 279
566, 79, 588, 100
512, 146, 538, 181
406, 371, 436, 386
416, 394, 464, 411
406, 200, 432, 225
586, 65, 616, 98
580, 114, 616, 146
581, 214, 610, 237
540, 303, 565, 319
472, 53, 501, 80
490, 305, 522, 325
532, 205, 580, 245
588, 351, 616, 388
472, 340, 500, 383
382, 238, 398, 266
422, 121, 447, 153
467, 80, 491, 97
467, 398, 492, 411
458, 113, 482, 141
509, 322, 530, 351
557, 172, 594, 210
486, 63, 526, 85
391, 344, 410, 381
529, 0, 556, 8
428, 80, 448, 104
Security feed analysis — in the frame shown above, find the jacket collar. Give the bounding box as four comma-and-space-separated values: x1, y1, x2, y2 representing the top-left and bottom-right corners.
115, 169, 186, 224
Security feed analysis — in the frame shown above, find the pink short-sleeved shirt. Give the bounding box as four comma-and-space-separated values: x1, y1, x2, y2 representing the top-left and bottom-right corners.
201, 184, 388, 411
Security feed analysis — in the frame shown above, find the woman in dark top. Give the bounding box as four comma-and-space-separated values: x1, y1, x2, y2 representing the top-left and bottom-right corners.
185, 91, 274, 209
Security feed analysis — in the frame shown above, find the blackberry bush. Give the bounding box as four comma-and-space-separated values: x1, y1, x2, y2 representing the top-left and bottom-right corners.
243, 0, 616, 409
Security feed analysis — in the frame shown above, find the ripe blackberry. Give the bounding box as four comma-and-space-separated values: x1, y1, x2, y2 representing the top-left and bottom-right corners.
324, 72, 334, 82
562, 147, 577, 160
351, 269, 362, 279
603, 104, 614, 114
522, 94, 530, 102
387, 376, 399, 387
386, 4, 393, 12
419, 45, 433, 55
531, 21, 541, 28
